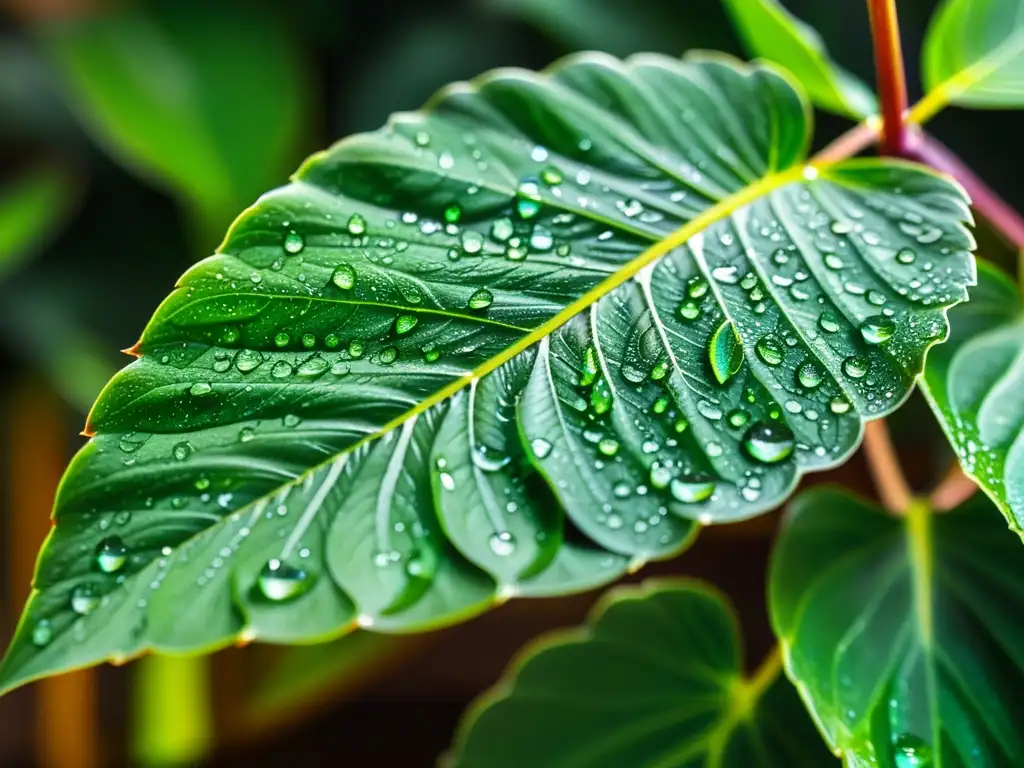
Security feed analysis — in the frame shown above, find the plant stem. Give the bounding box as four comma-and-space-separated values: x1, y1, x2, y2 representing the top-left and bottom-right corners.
910, 133, 1024, 251
867, 0, 910, 155
930, 464, 979, 511
863, 420, 913, 514
811, 117, 881, 164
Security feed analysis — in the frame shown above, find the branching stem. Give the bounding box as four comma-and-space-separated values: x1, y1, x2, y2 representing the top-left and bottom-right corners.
863, 421, 913, 514
867, 0, 910, 155
930, 464, 979, 511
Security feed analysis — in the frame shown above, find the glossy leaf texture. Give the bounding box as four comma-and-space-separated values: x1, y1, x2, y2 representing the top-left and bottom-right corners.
771, 489, 1024, 766
921, 263, 1024, 535
42, 1, 309, 223
0, 52, 976, 694
723, 0, 877, 119
919, 0, 1024, 119
451, 579, 834, 767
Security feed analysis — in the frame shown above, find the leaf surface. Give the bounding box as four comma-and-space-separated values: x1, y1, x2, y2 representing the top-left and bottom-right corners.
919, 0, 1024, 119
0, 53, 975, 693
921, 262, 1024, 534
452, 579, 834, 767
771, 489, 1024, 766
723, 0, 877, 118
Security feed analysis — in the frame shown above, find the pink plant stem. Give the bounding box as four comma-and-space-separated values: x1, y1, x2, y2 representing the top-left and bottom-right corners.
867, 0, 910, 156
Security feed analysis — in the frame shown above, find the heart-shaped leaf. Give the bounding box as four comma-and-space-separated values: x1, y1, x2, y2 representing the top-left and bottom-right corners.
918, 0, 1024, 121
921, 262, 1024, 535
771, 489, 1024, 766
0, 52, 975, 694
723, 0, 877, 118
451, 579, 835, 767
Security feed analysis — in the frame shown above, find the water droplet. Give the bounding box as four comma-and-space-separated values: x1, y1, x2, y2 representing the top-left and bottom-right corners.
461, 231, 483, 254
652, 396, 669, 414
893, 734, 933, 768
755, 336, 784, 366
728, 409, 749, 428
96, 537, 128, 573
797, 361, 823, 389
824, 254, 844, 270
32, 620, 52, 647
830, 220, 853, 234
598, 438, 619, 456
274, 332, 290, 348
71, 585, 100, 616
678, 300, 701, 321
332, 264, 356, 290
438, 151, 454, 170
843, 355, 869, 378
301, 333, 316, 349
516, 180, 542, 219
488, 531, 517, 556
468, 288, 493, 309
540, 165, 563, 186
830, 395, 851, 414
743, 422, 795, 464
283, 232, 304, 254
687, 276, 709, 298
395, 314, 418, 335
378, 346, 398, 365
530, 228, 553, 251
444, 206, 461, 224
239, 426, 256, 442
414, 131, 430, 147
235, 349, 262, 372
711, 266, 739, 284
859, 315, 895, 345
531, 438, 552, 458
297, 356, 328, 376
172, 442, 192, 461
896, 247, 916, 265
257, 559, 313, 602
670, 477, 715, 503
818, 310, 841, 334
190, 382, 212, 396
590, 378, 613, 414
271, 361, 293, 379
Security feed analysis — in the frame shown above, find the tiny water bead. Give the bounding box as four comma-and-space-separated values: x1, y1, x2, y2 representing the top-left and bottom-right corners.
797, 361, 823, 389
843, 355, 870, 379
274, 332, 290, 347
516, 180, 542, 219
271, 361, 294, 379
818, 310, 841, 333
590, 378, 613, 414
257, 559, 314, 602
687, 276, 709, 298
830, 395, 852, 414
71, 584, 100, 616
302, 333, 316, 349
172, 442, 193, 461
332, 264, 356, 290
395, 314, 418, 335
347, 214, 367, 235
96, 536, 128, 573
755, 336, 784, 366
742, 422, 795, 464
728, 409, 749, 428
283, 232, 304, 254
190, 382, 212, 396
32, 620, 53, 647
378, 346, 399, 365
859, 315, 895, 345
892, 734, 933, 768
461, 231, 484, 254
896, 247, 916, 265
297, 356, 329, 376
670, 477, 715, 504
678, 300, 701, 321
235, 349, 262, 372
540, 165, 563, 186
488, 531, 517, 557
530, 438, 552, 458
444, 205, 461, 224
597, 438, 619, 457
468, 288, 493, 310
491, 217, 514, 241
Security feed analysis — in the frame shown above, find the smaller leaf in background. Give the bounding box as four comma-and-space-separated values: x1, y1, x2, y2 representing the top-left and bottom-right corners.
771, 488, 1024, 766
921, 262, 1024, 536
41, 1, 310, 239
451, 580, 834, 767
723, 0, 877, 119
917, 0, 1024, 122
0, 164, 77, 279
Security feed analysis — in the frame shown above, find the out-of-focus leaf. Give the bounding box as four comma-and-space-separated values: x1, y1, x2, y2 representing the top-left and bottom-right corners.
42, 1, 310, 230
133, 655, 212, 767
921, 262, 1024, 535
451, 579, 834, 767
918, 0, 1024, 122
723, 0, 877, 118
0, 164, 77, 278
771, 488, 1024, 765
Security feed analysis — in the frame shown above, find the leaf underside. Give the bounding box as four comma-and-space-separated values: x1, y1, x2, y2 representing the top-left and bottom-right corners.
921, 263, 1024, 535
451, 579, 834, 767
0, 52, 975, 693
771, 489, 1024, 766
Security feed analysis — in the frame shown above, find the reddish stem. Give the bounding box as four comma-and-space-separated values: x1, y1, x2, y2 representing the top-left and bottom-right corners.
910, 133, 1024, 250
863, 420, 913, 515
867, 0, 910, 156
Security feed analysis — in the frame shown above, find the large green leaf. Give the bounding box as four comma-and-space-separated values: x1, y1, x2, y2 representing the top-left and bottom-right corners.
771, 489, 1024, 766
918, 0, 1024, 121
723, 0, 877, 119
451, 579, 834, 767
0, 52, 975, 694
42, 1, 309, 228
920, 262, 1024, 535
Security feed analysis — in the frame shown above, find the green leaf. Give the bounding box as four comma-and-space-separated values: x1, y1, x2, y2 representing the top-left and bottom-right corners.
918, 0, 1024, 121
723, 0, 877, 119
0, 164, 76, 279
451, 579, 834, 767
920, 262, 1024, 535
42, 2, 309, 225
770, 489, 1024, 766
0, 52, 976, 694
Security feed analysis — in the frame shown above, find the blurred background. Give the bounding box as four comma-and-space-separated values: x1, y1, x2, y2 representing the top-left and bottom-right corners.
0, 0, 1019, 764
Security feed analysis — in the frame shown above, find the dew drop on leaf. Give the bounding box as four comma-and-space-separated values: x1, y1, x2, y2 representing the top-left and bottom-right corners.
172, 442, 193, 461
32, 620, 52, 647
70, 585, 100, 616
670, 477, 715, 504
678, 300, 701, 321
687, 276, 709, 298
530, 438, 552, 458
830, 395, 852, 414
896, 247, 916, 264
892, 734, 933, 768
461, 231, 483, 254
395, 314, 418, 335
797, 361, 823, 389
257, 559, 314, 602
598, 438, 619, 457
274, 332, 290, 347
491, 217, 514, 242
271, 361, 293, 379
190, 382, 212, 396
742, 422, 795, 463
297, 356, 328, 376
283, 232, 304, 254
590, 378, 613, 413
378, 346, 398, 365
235, 349, 262, 373
348, 340, 364, 358
755, 336, 784, 366
331, 264, 356, 290
843, 355, 869, 378
818, 310, 841, 334
859, 315, 895, 345
488, 531, 517, 557
468, 288, 493, 309
96, 536, 128, 573
728, 409, 749, 428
